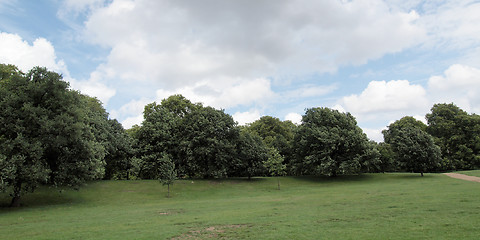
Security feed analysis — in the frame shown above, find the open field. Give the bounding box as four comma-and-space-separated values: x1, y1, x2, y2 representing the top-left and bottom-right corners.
1, 173, 479, 239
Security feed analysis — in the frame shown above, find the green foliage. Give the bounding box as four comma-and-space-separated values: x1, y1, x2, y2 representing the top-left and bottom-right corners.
264, 147, 286, 189
246, 116, 296, 167
376, 142, 397, 172
264, 147, 287, 177
426, 103, 480, 170
384, 118, 442, 176
382, 116, 427, 143
294, 107, 376, 176
157, 154, 176, 198
231, 129, 269, 179
0, 65, 106, 206
136, 95, 240, 179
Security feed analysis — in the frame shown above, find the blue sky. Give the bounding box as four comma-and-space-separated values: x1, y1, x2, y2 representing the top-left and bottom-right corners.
1, 0, 480, 141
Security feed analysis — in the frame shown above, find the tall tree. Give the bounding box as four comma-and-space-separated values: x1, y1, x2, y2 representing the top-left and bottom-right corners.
293, 107, 375, 177
231, 129, 269, 179
179, 105, 239, 178
426, 103, 480, 170
0, 65, 105, 207
136, 95, 240, 179
384, 126, 441, 176
247, 116, 296, 166
136, 103, 176, 179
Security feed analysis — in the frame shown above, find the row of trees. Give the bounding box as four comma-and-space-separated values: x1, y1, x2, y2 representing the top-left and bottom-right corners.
2, 64, 479, 205
381, 103, 480, 175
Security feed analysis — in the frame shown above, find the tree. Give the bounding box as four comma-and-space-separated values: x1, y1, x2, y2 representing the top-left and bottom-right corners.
385, 126, 441, 176
383, 116, 427, 143
136, 103, 176, 179
231, 129, 269, 179
178, 105, 239, 178
0, 65, 105, 207
293, 107, 375, 177
247, 116, 296, 167
103, 119, 134, 180
426, 103, 480, 170
135, 95, 240, 179
264, 147, 286, 190
157, 154, 176, 198
376, 142, 397, 172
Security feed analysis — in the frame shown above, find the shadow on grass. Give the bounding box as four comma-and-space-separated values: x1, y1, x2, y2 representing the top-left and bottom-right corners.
0, 189, 83, 211
292, 174, 374, 183
388, 172, 437, 179
203, 177, 268, 185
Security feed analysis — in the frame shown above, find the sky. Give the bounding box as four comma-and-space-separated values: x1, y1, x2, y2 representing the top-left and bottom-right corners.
1, 0, 480, 142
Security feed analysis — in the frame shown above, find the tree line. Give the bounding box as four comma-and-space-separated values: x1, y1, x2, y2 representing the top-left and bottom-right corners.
1, 65, 479, 206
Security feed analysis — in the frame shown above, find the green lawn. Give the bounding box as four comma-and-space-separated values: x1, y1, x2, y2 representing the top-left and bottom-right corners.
457, 170, 480, 177
1, 173, 479, 239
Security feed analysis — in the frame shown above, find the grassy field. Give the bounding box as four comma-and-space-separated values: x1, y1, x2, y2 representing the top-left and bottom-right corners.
457, 170, 480, 177
1, 173, 479, 239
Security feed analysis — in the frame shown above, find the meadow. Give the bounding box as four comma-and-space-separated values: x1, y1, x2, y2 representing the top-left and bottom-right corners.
1, 172, 479, 239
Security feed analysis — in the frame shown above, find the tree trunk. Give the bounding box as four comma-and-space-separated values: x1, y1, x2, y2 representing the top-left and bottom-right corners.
277, 178, 280, 190
421, 172, 424, 177
10, 182, 22, 207
167, 184, 170, 198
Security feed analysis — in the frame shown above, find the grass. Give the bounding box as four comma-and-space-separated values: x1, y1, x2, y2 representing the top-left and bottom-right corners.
456, 170, 480, 177
1, 173, 480, 239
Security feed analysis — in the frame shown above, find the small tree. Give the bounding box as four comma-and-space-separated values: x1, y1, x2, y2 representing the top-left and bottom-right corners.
158, 155, 176, 198
264, 147, 286, 190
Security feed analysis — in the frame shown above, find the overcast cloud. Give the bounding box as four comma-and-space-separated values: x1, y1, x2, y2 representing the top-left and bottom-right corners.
1, 0, 479, 142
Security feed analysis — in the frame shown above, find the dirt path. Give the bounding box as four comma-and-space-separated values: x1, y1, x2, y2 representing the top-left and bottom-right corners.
443, 173, 480, 183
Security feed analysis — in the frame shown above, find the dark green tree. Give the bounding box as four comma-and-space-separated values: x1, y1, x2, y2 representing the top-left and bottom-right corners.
293, 107, 375, 177
136, 103, 176, 179
0, 65, 104, 207
385, 127, 441, 176
103, 119, 134, 180
136, 95, 240, 179
231, 129, 269, 179
426, 103, 480, 170
376, 142, 397, 172
179, 105, 239, 178
247, 116, 296, 166
383, 116, 427, 143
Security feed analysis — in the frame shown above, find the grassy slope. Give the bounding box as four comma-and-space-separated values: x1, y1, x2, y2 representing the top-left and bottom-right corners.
1, 173, 479, 239
457, 170, 480, 177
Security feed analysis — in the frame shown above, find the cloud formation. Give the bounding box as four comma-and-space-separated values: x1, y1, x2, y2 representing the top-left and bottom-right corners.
0, 32, 115, 105
337, 63, 480, 141
64, 0, 425, 127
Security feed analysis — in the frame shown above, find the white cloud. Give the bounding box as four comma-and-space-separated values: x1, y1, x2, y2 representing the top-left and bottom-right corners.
336, 80, 430, 141
232, 109, 261, 126
57, 0, 427, 127
428, 64, 480, 112
362, 127, 385, 142
156, 77, 274, 109
72, 0, 425, 96
339, 80, 428, 118
419, 0, 480, 50
285, 112, 302, 125
0, 32, 116, 105
110, 98, 151, 125
0, 32, 67, 73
